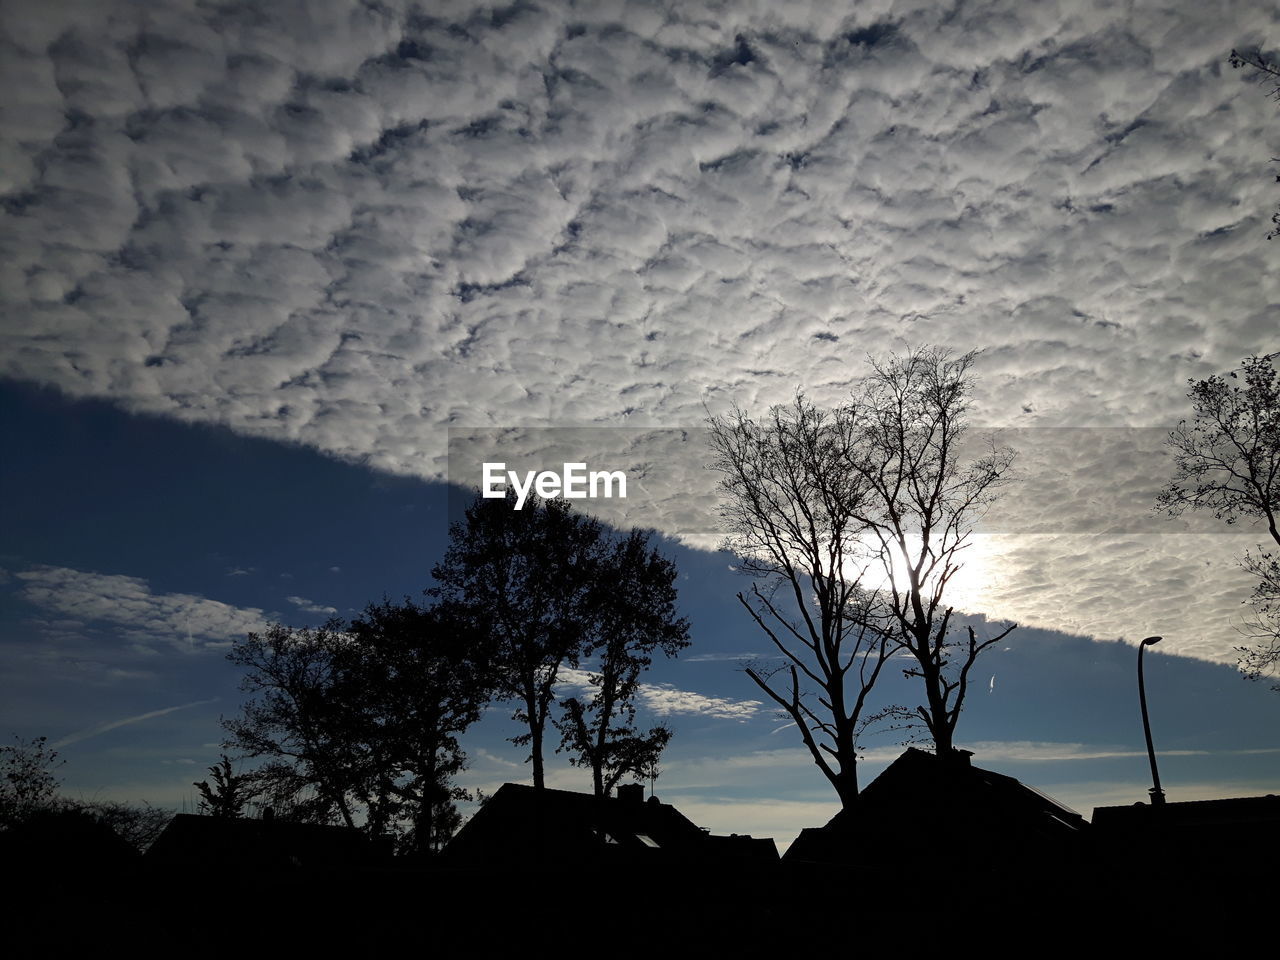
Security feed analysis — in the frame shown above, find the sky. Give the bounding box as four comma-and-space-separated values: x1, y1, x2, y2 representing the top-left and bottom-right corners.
1, 0, 1278, 850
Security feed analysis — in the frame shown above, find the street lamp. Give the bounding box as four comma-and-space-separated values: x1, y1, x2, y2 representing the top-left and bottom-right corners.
1137, 635, 1166, 806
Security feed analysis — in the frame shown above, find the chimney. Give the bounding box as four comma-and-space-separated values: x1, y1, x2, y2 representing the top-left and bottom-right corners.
951, 749, 973, 768
616, 783, 644, 806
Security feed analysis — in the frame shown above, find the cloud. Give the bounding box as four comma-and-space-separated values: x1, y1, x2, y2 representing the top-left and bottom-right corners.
15, 565, 268, 652
285, 595, 338, 616
2, 1, 1277, 668
639, 683, 763, 721
557, 667, 762, 721
52, 697, 220, 748
881, 740, 1280, 764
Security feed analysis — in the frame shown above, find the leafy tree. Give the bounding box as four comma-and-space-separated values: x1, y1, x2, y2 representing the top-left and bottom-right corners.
431, 490, 606, 789
555, 528, 690, 797
845, 347, 1017, 756
1159, 353, 1280, 690
707, 394, 899, 806
0, 735, 64, 829
194, 754, 254, 818
344, 598, 496, 854
1238, 549, 1280, 692
223, 603, 495, 850
222, 620, 371, 830
404, 783, 468, 855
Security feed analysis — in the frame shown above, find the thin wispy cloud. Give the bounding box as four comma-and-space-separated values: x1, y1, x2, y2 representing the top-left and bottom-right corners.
557, 667, 763, 721
875, 740, 1280, 764
52, 698, 220, 748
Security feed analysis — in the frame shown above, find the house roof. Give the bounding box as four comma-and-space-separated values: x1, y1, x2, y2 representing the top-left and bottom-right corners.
786, 747, 1086, 864
859, 746, 1084, 826
1092, 794, 1280, 832
444, 782, 778, 865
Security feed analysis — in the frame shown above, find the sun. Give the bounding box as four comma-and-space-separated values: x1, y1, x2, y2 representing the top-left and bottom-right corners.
841, 532, 1004, 616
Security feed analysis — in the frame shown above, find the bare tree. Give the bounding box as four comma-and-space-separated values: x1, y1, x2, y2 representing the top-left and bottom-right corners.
707, 394, 897, 806
845, 347, 1017, 756
0, 735, 64, 829
74, 800, 172, 853
1158, 353, 1280, 690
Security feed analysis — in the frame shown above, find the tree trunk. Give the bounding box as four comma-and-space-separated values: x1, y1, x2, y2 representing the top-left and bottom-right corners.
922, 661, 953, 755
531, 721, 545, 789
832, 764, 859, 807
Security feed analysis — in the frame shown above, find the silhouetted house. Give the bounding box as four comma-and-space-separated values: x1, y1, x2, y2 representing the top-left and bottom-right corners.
444, 782, 778, 866
146, 813, 381, 869
1091, 794, 1279, 874
785, 747, 1086, 874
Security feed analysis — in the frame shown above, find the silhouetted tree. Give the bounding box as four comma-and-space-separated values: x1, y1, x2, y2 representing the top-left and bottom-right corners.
431, 490, 606, 789
222, 620, 369, 829
555, 529, 690, 796
224, 603, 496, 849
709, 348, 1015, 797
0, 735, 63, 829
707, 394, 899, 806
404, 783, 468, 854
1229, 48, 1280, 241
243, 759, 338, 824
1, 736, 169, 853
194, 755, 253, 818
73, 800, 172, 853
344, 598, 496, 854
1159, 353, 1280, 690
846, 348, 1017, 756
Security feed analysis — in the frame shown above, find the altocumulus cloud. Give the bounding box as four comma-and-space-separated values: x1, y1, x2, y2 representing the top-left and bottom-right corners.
2, 1, 1277, 664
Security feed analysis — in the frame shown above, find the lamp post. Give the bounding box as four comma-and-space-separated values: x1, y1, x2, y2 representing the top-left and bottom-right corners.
1137, 635, 1166, 806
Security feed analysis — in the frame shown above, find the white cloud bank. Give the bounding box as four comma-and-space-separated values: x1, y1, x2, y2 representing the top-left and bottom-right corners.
2, 0, 1277, 665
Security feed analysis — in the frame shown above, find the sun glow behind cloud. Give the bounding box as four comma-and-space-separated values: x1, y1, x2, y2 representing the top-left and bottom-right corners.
833, 530, 1005, 621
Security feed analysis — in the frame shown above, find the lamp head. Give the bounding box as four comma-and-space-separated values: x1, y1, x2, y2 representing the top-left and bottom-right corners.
1141, 636, 1163, 646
